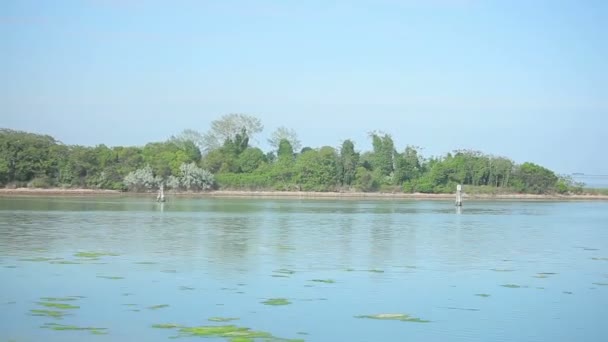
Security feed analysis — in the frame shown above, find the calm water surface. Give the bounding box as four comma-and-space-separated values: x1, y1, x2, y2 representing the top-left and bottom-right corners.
1, 197, 607, 341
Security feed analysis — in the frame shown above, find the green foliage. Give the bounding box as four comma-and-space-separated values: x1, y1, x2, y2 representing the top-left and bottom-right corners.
339, 140, 359, 187
294, 147, 340, 191
512, 162, 558, 194
0, 123, 569, 195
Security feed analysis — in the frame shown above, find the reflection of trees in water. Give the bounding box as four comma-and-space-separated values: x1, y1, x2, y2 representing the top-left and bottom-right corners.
203, 216, 258, 267
369, 203, 396, 267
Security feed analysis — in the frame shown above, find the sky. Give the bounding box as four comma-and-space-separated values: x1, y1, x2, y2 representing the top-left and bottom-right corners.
1, 0, 607, 174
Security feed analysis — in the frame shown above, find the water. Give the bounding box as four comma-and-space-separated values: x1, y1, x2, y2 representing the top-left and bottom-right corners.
1, 197, 607, 342
573, 174, 608, 189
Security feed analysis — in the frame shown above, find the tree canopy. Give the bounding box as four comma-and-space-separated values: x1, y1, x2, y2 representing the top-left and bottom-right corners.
0, 118, 578, 195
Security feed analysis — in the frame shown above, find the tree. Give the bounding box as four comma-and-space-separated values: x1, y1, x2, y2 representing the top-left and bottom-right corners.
201, 114, 263, 152
338, 139, 359, 186
238, 147, 266, 173
169, 129, 205, 152
369, 132, 395, 176
268, 126, 301, 153
123, 165, 157, 192
178, 162, 214, 190
512, 162, 558, 194
277, 139, 294, 163
294, 147, 340, 191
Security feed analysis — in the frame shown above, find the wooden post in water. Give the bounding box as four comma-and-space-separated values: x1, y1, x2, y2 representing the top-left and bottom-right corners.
455, 184, 463, 207
157, 183, 165, 202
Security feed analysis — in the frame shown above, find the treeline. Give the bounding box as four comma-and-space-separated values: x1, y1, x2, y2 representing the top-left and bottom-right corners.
0, 115, 583, 194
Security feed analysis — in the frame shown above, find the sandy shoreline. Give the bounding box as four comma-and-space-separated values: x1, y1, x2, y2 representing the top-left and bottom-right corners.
0, 188, 607, 201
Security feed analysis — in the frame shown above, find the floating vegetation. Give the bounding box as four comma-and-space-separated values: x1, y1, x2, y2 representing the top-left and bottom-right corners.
97, 275, 124, 280
310, 279, 335, 284
444, 307, 480, 312
134, 261, 157, 265
346, 268, 355, 272
30, 309, 68, 319
297, 332, 309, 335
592, 282, 608, 286
534, 272, 557, 278
4, 265, 17, 268
49, 260, 81, 265
261, 298, 291, 306
152, 324, 304, 341
122, 304, 138, 307
475, 294, 491, 298
152, 323, 183, 329
208, 317, 239, 322
591, 257, 608, 261
491, 268, 515, 272
355, 313, 430, 323
367, 269, 384, 273
122, 293, 134, 296
37, 302, 79, 310
271, 274, 290, 278
501, 284, 521, 288
20, 257, 59, 262
74, 251, 118, 259
41, 323, 107, 335
583, 248, 599, 251
148, 304, 170, 310
91, 330, 109, 335
40, 297, 79, 302
274, 269, 296, 275
563, 291, 573, 295
179, 286, 195, 291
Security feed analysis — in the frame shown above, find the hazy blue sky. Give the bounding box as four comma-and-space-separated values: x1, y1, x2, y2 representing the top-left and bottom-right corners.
1, 0, 606, 174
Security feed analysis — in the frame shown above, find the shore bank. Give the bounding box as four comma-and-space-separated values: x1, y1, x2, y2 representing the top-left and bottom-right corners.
1, 188, 608, 201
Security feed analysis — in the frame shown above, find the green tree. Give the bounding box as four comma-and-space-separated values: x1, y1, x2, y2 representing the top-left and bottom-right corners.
201, 114, 263, 152
338, 139, 359, 187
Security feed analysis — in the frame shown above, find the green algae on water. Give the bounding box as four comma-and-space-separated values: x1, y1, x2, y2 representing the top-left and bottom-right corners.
591, 257, 608, 261
179, 286, 195, 291
208, 317, 240, 322
261, 298, 291, 306
592, 282, 608, 286
274, 268, 295, 275
74, 251, 118, 258
501, 284, 521, 288
475, 293, 491, 298
37, 302, 79, 310
20, 257, 60, 262
97, 275, 124, 280
41, 323, 108, 335
152, 323, 183, 329
367, 269, 384, 273
355, 313, 430, 323
148, 304, 170, 310
50, 260, 81, 265
310, 279, 335, 284
176, 325, 282, 340
134, 261, 157, 265
30, 309, 68, 319
40, 297, 79, 302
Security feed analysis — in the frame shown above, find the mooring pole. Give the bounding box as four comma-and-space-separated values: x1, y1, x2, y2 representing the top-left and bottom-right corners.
455, 184, 463, 207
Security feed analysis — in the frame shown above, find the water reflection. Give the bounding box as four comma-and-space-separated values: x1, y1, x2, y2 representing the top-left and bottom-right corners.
1, 198, 608, 342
